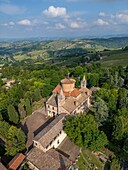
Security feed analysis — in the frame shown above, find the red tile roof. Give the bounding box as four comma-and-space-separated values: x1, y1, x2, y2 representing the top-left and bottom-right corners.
71, 88, 81, 97
61, 78, 75, 84
7, 153, 25, 170
53, 84, 81, 98
52, 84, 61, 93
63, 91, 71, 97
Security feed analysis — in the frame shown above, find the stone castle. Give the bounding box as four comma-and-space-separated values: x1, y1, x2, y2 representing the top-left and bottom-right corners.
46, 75, 92, 117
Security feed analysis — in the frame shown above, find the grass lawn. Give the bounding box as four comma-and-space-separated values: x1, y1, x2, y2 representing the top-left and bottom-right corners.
77, 149, 104, 170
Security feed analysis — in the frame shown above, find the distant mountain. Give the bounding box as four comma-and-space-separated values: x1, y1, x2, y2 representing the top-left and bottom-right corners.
0, 34, 128, 42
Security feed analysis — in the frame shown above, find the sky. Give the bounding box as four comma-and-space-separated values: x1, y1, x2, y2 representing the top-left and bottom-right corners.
0, 0, 128, 39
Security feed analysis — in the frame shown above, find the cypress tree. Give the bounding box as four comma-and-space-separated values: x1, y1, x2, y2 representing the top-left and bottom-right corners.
7, 104, 19, 124
25, 98, 32, 116
18, 103, 26, 119
34, 88, 41, 101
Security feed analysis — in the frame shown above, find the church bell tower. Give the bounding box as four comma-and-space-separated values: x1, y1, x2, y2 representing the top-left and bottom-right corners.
81, 75, 86, 89
57, 88, 65, 114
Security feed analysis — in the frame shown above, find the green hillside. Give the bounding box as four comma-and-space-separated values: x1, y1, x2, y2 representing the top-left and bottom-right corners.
100, 50, 128, 66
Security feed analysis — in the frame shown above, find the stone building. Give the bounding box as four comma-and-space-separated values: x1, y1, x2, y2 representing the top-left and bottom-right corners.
46, 75, 92, 117
33, 114, 66, 152
26, 114, 77, 170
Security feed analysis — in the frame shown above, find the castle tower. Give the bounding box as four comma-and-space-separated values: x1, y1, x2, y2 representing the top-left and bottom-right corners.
57, 88, 65, 114
61, 78, 76, 92
59, 88, 65, 102
81, 75, 86, 89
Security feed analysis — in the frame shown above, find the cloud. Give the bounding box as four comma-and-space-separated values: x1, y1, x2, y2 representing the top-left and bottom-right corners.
0, 3, 25, 15
96, 19, 109, 26
65, 18, 87, 29
99, 12, 105, 17
43, 6, 67, 18
18, 19, 31, 26
116, 13, 128, 23
1, 21, 15, 26
69, 21, 81, 28
55, 23, 66, 29
9, 21, 15, 26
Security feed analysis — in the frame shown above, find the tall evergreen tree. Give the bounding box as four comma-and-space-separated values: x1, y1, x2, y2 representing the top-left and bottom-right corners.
93, 97, 108, 126
7, 104, 19, 124
18, 103, 26, 119
33, 88, 41, 101
25, 98, 32, 116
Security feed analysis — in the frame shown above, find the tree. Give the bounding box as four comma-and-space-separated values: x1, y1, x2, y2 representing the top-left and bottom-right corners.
25, 98, 32, 116
33, 88, 41, 101
123, 138, 128, 154
93, 97, 108, 126
0, 121, 10, 139
64, 114, 108, 150
5, 126, 26, 156
42, 84, 53, 97
74, 66, 83, 76
0, 113, 3, 121
18, 103, 26, 119
50, 73, 60, 86
110, 157, 120, 170
88, 73, 99, 87
117, 107, 128, 116
112, 115, 128, 141
95, 88, 118, 114
7, 104, 19, 124
0, 78, 3, 86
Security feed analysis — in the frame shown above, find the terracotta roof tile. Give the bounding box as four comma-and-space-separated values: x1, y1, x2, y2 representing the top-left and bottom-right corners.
52, 86, 81, 98
71, 88, 81, 97
63, 92, 71, 97
7, 153, 25, 170
61, 78, 75, 84
53, 84, 61, 93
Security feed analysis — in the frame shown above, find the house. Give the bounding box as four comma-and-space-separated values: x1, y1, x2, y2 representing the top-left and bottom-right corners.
27, 147, 71, 170
26, 114, 72, 170
33, 114, 67, 152
7, 153, 25, 170
5, 80, 15, 90
45, 76, 92, 117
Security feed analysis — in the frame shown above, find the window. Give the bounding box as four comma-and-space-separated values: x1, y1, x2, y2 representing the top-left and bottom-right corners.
50, 141, 52, 145
57, 140, 59, 144
34, 142, 38, 146
46, 145, 49, 149
48, 105, 50, 108
52, 107, 54, 110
